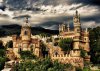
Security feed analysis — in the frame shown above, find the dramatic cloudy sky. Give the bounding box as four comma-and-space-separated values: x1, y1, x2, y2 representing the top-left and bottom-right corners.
0, 0, 100, 30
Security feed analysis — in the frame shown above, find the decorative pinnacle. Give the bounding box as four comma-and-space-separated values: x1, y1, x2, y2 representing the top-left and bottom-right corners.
76, 10, 78, 15
25, 17, 29, 23
86, 28, 88, 32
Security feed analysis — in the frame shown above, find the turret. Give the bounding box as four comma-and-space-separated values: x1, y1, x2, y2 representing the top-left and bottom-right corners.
20, 17, 31, 41
73, 10, 81, 49
59, 22, 66, 34
83, 28, 90, 52
67, 22, 70, 32
73, 10, 81, 33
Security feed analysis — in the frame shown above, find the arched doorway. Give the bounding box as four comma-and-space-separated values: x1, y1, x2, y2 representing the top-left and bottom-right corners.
41, 46, 49, 58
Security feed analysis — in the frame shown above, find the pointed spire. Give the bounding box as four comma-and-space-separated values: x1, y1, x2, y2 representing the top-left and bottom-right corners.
25, 17, 29, 23
67, 23, 70, 32
76, 10, 78, 15
63, 21, 66, 25
85, 28, 88, 32
67, 17, 70, 32
22, 17, 31, 27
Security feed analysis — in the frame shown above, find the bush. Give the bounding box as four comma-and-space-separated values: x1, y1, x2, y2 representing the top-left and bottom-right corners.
19, 51, 36, 60
58, 38, 73, 53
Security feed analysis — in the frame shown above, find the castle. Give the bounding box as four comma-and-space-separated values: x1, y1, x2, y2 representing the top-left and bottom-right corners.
7, 10, 90, 68
12, 18, 41, 58
50, 10, 90, 68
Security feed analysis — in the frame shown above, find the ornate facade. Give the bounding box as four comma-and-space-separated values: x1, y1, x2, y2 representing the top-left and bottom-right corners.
12, 18, 41, 58
59, 11, 90, 52
46, 11, 90, 68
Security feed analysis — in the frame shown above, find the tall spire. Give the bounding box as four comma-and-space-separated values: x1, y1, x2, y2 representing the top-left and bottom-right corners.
67, 23, 70, 32
76, 10, 78, 15
75, 10, 79, 18
22, 17, 30, 27
25, 17, 29, 23
67, 17, 70, 32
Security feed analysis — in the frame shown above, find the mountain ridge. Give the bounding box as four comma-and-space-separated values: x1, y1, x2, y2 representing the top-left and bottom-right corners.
0, 24, 59, 37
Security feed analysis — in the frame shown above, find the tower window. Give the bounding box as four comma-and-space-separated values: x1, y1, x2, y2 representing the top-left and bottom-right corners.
77, 29, 80, 32
24, 31, 28, 35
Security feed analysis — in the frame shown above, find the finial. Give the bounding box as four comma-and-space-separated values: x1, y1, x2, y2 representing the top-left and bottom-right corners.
86, 28, 88, 32
63, 21, 66, 25
76, 10, 78, 15
25, 17, 28, 23
67, 23, 70, 28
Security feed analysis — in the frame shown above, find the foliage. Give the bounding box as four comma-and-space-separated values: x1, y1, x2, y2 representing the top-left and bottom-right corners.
76, 67, 83, 71
58, 38, 73, 53
41, 43, 49, 58
0, 41, 7, 70
89, 27, 100, 64
19, 51, 36, 60
0, 49, 6, 57
0, 40, 4, 49
0, 57, 6, 70
80, 49, 86, 58
14, 58, 74, 71
83, 67, 91, 71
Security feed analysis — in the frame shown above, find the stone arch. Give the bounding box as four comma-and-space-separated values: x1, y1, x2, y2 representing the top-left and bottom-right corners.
18, 47, 22, 53
54, 50, 59, 57
61, 58, 64, 63
41, 45, 49, 58
24, 30, 28, 35
65, 58, 69, 63
70, 58, 74, 63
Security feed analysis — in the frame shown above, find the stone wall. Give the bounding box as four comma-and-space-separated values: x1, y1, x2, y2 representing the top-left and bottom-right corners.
51, 54, 84, 68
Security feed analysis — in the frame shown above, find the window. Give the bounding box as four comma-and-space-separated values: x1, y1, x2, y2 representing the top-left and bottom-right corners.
77, 29, 80, 32
24, 31, 28, 35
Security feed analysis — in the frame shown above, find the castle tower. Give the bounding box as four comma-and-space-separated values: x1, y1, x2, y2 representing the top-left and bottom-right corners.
59, 22, 66, 34
73, 10, 81, 33
73, 11, 81, 49
20, 17, 31, 50
21, 17, 31, 41
83, 28, 90, 52
67, 23, 70, 32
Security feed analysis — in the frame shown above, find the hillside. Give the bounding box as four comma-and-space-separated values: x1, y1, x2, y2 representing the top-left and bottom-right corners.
0, 24, 59, 37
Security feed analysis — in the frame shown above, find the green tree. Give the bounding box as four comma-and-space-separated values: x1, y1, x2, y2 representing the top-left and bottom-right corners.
19, 51, 36, 60
0, 57, 6, 70
80, 49, 86, 58
0, 40, 7, 70
58, 38, 73, 54
89, 27, 100, 64
0, 40, 4, 49
14, 57, 74, 71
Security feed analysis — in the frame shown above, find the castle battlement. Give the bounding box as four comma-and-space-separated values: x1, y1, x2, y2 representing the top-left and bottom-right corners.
52, 50, 80, 58
52, 54, 71, 57
51, 54, 84, 68
70, 50, 80, 57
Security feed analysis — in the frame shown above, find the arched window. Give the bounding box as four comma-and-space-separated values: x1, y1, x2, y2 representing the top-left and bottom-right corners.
18, 48, 22, 53
77, 29, 80, 32
24, 31, 28, 35
54, 50, 58, 56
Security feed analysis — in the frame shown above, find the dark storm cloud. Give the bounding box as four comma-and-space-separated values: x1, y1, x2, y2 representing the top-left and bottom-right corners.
69, 0, 100, 6
1, 0, 100, 29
